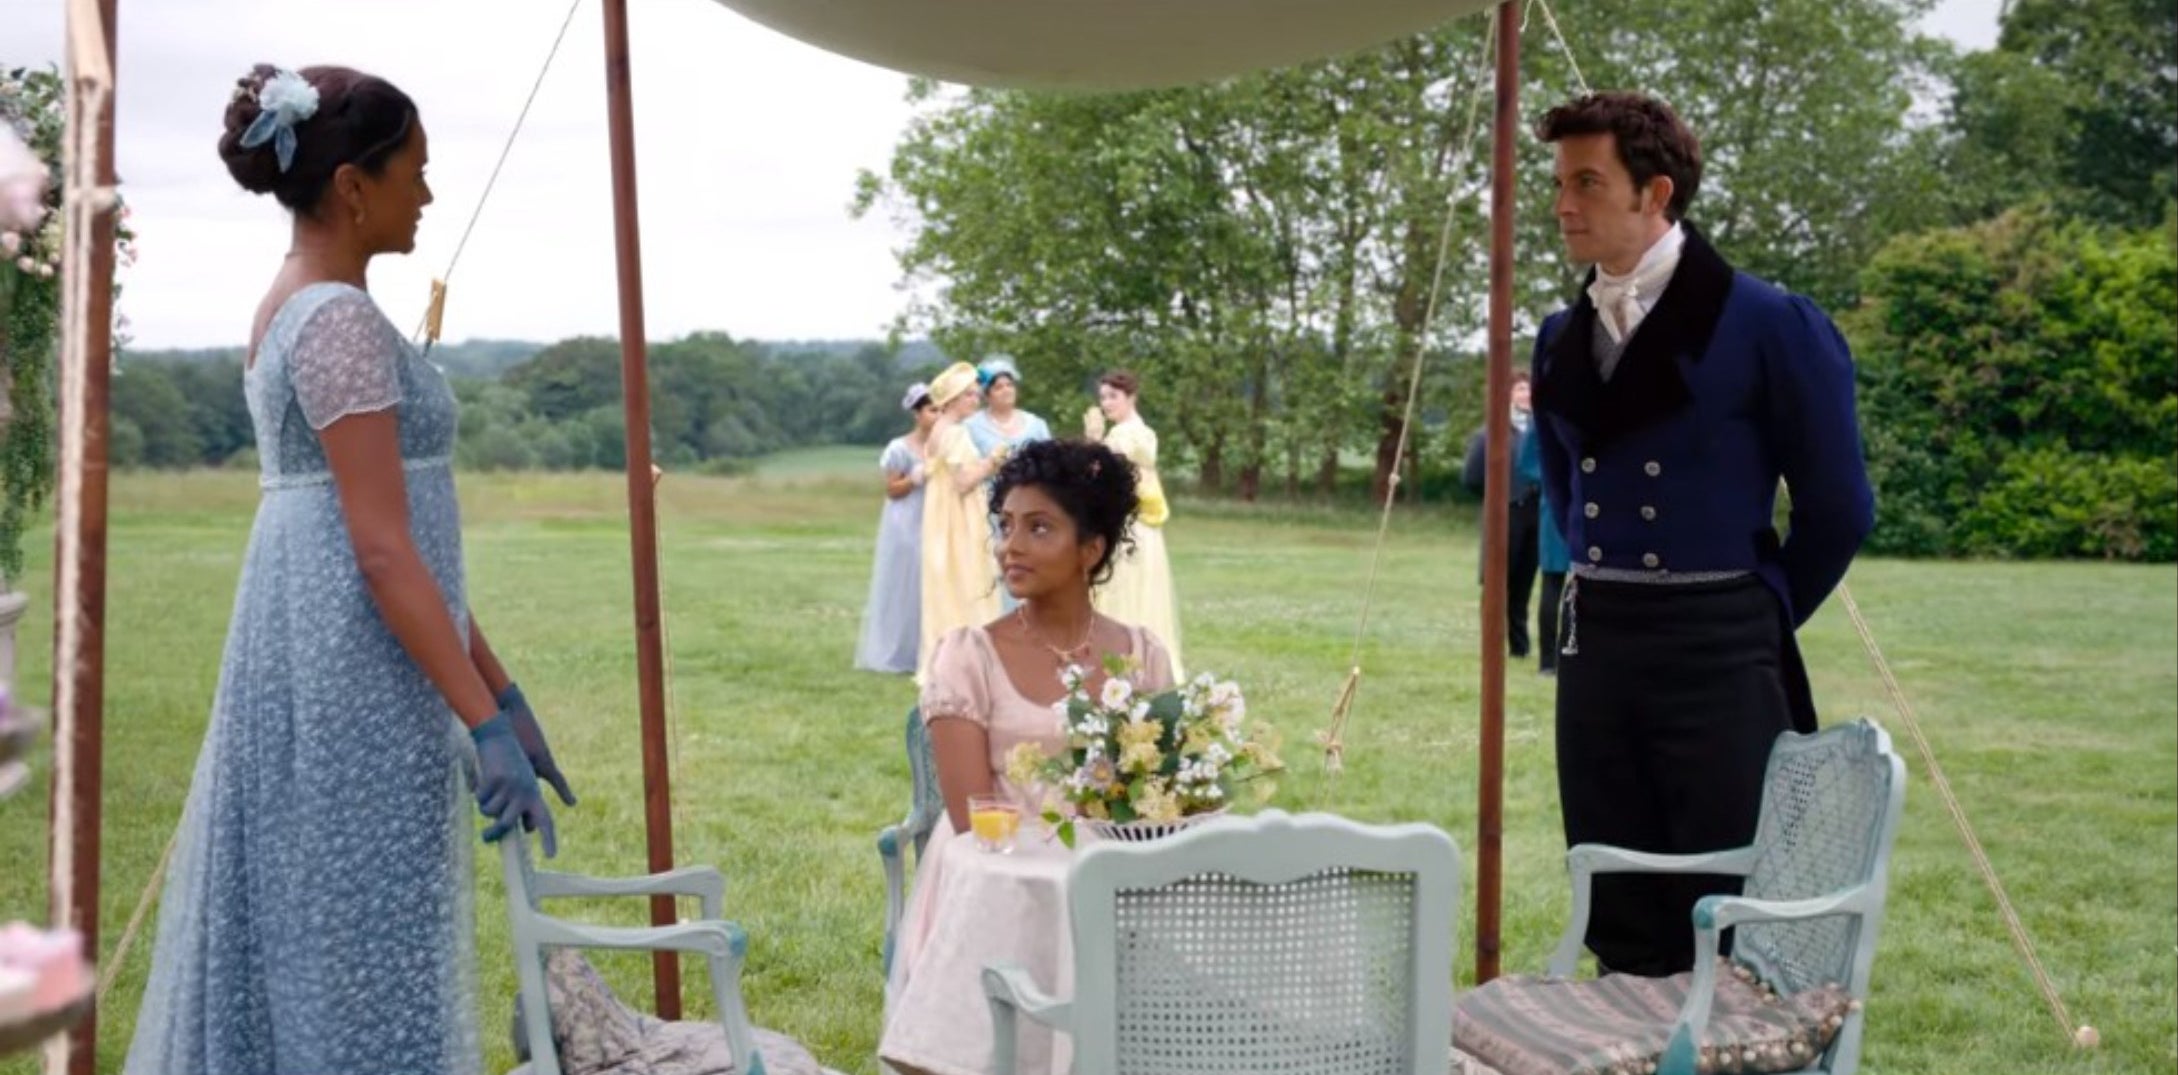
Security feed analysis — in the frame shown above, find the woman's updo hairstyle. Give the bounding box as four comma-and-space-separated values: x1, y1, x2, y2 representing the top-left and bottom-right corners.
989, 439, 1139, 587
219, 64, 417, 213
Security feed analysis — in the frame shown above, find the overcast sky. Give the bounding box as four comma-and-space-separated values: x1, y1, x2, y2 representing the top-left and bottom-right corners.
6, 0, 2002, 350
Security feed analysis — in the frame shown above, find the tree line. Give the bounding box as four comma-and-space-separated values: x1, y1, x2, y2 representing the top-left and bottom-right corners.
112, 336, 949, 475
850, 0, 2174, 558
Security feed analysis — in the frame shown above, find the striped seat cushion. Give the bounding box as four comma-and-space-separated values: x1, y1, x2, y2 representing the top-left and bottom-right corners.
1454, 959, 1852, 1075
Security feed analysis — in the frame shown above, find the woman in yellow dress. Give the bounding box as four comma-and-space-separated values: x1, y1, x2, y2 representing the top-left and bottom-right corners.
1087, 368, 1185, 680
918, 361, 1007, 674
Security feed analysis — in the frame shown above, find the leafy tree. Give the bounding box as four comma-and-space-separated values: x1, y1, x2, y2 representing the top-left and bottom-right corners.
858, 0, 1945, 499
109, 363, 203, 468
1846, 207, 2176, 560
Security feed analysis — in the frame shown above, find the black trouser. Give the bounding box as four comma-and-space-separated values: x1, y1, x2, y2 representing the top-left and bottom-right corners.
1538, 571, 1565, 672
1554, 575, 1798, 977
1505, 498, 1540, 657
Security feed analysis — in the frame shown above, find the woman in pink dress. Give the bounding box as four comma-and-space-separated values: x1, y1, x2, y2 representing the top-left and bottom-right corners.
883, 439, 1176, 1075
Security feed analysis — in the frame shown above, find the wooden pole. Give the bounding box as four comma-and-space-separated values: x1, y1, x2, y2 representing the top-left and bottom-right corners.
1476, 0, 1520, 986
47, 0, 118, 1070
599, 0, 682, 1018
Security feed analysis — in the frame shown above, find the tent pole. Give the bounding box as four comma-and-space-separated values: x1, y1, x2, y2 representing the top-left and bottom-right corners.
1476, 0, 1520, 987
46, 0, 118, 1070
600, 0, 682, 1018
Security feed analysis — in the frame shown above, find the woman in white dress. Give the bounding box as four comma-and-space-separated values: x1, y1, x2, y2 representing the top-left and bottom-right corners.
1087, 369, 1184, 681
854, 381, 939, 673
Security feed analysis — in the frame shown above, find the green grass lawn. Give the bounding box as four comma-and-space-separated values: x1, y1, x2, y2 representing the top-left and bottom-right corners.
1, 463, 2172, 1074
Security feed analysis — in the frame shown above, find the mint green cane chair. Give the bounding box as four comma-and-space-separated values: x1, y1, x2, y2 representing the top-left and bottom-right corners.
877, 706, 943, 978
501, 830, 766, 1075
983, 809, 1461, 1075
1527, 719, 1908, 1075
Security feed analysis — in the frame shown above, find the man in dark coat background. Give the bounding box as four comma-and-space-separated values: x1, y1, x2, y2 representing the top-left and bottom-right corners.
1530, 91, 1876, 977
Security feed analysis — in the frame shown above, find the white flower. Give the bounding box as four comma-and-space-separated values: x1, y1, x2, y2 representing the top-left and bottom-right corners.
255, 69, 320, 126
0, 231, 18, 255
0, 126, 45, 233
1098, 677, 1133, 710
1129, 699, 1151, 722
14, 255, 32, 273
1059, 664, 1088, 692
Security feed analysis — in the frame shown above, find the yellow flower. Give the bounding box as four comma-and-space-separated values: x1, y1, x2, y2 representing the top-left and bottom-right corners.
1132, 778, 1182, 823
1120, 738, 1163, 775
1116, 719, 1162, 774
1004, 742, 1051, 789
1117, 718, 1161, 750
1242, 740, 1284, 773
1182, 723, 1218, 755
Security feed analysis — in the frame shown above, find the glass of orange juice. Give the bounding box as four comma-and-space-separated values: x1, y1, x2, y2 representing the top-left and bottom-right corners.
968, 794, 1021, 854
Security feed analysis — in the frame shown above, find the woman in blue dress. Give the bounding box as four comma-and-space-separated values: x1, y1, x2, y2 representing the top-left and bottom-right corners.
855, 382, 939, 672
962, 354, 1051, 463
125, 65, 571, 1075
962, 355, 1050, 611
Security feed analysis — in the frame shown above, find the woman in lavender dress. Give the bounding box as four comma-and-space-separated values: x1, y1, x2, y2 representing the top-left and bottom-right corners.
856, 382, 940, 673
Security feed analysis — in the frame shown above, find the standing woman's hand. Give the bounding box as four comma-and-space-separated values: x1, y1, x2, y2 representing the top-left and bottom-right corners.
497, 682, 577, 806
471, 706, 558, 857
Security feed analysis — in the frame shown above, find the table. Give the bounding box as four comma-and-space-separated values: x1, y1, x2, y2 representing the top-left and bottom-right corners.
879, 829, 1077, 1075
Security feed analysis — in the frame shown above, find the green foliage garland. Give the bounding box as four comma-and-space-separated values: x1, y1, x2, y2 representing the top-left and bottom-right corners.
1, 64, 132, 579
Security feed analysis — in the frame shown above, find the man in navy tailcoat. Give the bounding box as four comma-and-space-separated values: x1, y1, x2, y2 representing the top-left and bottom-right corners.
1530, 92, 1875, 976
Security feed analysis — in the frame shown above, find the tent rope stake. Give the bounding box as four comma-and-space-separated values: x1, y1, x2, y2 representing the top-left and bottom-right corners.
1837, 581, 2095, 1050
1316, 12, 1498, 781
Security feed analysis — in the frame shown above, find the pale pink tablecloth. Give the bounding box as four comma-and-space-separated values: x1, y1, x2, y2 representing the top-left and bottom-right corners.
880, 829, 1076, 1075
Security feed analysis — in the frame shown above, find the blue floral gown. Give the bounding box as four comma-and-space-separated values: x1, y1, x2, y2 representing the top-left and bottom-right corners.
125, 283, 481, 1075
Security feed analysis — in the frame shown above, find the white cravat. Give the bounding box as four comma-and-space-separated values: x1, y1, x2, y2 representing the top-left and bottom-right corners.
1587, 223, 1685, 344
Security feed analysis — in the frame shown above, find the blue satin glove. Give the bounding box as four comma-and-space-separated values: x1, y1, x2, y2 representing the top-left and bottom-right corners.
472, 711, 557, 857
497, 682, 577, 806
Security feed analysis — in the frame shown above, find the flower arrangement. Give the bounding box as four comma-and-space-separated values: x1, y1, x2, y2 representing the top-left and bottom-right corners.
1007, 659, 1283, 847
1, 64, 137, 580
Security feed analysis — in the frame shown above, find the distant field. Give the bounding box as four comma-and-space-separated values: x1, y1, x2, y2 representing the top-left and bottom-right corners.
752, 444, 890, 480
1, 465, 2171, 1074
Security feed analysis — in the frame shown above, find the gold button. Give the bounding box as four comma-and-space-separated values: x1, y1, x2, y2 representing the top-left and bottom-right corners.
1640, 505, 1657, 521
1642, 552, 1661, 568
1587, 546, 1603, 562
1644, 461, 1662, 477
1580, 457, 1597, 474
1584, 502, 1600, 519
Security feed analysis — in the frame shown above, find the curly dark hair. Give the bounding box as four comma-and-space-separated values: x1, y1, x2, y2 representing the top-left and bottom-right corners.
988, 439, 1139, 587
1535, 91, 1702, 222
220, 64, 418, 214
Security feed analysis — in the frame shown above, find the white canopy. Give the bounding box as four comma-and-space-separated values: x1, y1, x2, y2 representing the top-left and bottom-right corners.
710, 0, 1492, 90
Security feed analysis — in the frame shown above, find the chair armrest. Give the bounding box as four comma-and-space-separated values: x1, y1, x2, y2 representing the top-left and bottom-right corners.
532, 865, 726, 920
1692, 884, 1877, 932
983, 963, 1072, 1075
879, 824, 909, 977
1547, 844, 1760, 977
1655, 884, 1876, 1075
530, 913, 749, 961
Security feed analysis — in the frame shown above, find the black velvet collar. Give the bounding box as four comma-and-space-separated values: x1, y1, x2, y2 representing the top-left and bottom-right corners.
1535, 221, 1737, 447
